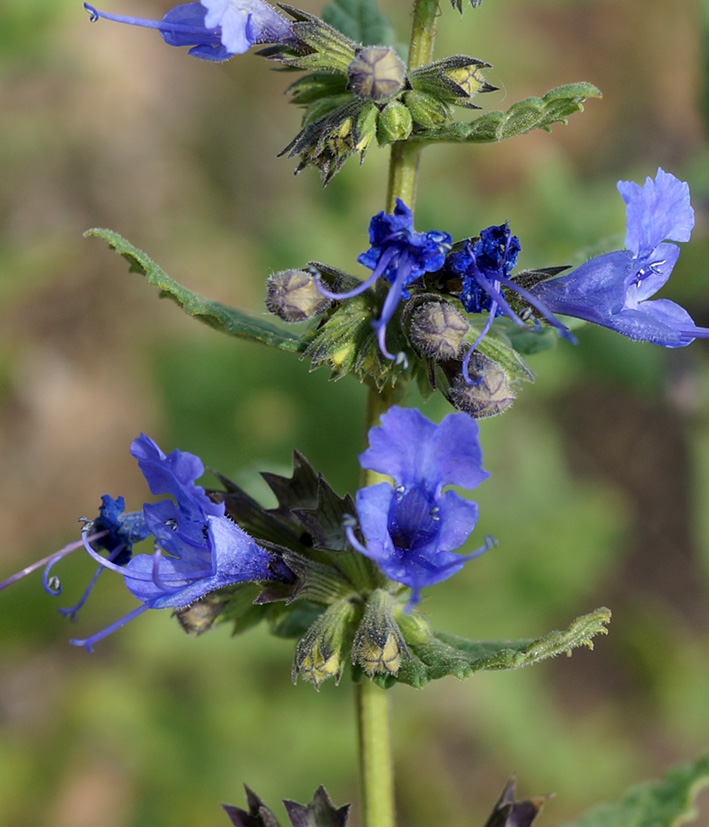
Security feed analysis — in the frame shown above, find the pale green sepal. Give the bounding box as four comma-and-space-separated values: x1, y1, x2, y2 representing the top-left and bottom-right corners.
273, 6, 358, 73
559, 752, 709, 827
84, 228, 305, 353
322, 0, 396, 47
408, 82, 602, 144
375, 607, 611, 689
377, 100, 413, 143
409, 55, 494, 108
292, 597, 358, 688
353, 589, 409, 677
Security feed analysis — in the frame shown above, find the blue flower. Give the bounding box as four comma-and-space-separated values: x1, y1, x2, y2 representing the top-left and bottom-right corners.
346, 406, 493, 607
318, 199, 452, 363
83, 0, 291, 61
530, 168, 708, 347
448, 222, 573, 383
1, 435, 285, 651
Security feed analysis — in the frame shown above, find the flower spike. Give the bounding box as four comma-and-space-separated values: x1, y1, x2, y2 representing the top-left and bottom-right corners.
530, 168, 708, 347
83, 0, 291, 61
351, 406, 492, 607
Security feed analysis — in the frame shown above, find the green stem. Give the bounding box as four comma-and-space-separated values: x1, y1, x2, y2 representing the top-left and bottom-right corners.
356, 676, 395, 827
356, 4, 441, 825
385, 0, 440, 213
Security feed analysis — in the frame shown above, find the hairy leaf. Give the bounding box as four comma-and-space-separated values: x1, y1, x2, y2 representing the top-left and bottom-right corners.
560, 752, 709, 827
409, 83, 602, 144
375, 607, 611, 689
85, 228, 304, 353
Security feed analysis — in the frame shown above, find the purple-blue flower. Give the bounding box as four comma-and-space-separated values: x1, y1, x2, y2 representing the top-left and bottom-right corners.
346, 406, 493, 607
530, 168, 708, 347
318, 199, 452, 363
83, 0, 291, 61
449, 222, 573, 383
1, 435, 285, 651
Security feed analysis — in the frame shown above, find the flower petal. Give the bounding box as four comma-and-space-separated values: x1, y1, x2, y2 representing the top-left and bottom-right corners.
619, 168, 694, 258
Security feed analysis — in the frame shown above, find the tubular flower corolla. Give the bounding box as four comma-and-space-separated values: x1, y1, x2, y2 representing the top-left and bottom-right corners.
318, 199, 452, 363
448, 222, 573, 383
530, 168, 708, 347
346, 406, 494, 607
1, 435, 285, 651
83, 0, 292, 61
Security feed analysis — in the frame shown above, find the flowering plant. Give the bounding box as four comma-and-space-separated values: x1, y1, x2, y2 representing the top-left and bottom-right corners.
2, 0, 708, 825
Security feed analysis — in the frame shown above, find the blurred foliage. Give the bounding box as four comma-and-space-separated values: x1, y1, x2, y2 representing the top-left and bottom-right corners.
1, 0, 708, 826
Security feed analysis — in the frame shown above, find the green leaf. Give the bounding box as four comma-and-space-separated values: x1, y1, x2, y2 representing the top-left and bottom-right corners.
560, 752, 709, 827
84, 228, 305, 353
322, 0, 396, 46
376, 607, 611, 689
409, 82, 602, 144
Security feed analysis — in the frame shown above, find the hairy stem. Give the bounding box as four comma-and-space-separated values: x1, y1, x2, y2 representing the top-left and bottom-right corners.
357, 4, 441, 825
356, 676, 395, 827
385, 0, 440, 213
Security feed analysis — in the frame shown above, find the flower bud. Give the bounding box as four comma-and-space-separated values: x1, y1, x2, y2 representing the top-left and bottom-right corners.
353, 589, 409, 677
293, 598, 356, 689
348, 46, 406, 102
402, 90, 450, 128
376, 100, 413, 143
408, 301, 469, 360
447, 351, 516, 418
409, 55, 496, 109
266, 269, 332, 322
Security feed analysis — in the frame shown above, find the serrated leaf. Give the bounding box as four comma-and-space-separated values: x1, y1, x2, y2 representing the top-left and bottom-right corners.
560, 752, 709, 827
284, 786, 351, 827
292, 479, 356, 551
262, 451, 321, 520
223, 786, 281, 827
85, 228, 304, 353
375, 607, 611, 689
209, 474, 307, 550
409, 83, 602, 144
322, 0, 395, 46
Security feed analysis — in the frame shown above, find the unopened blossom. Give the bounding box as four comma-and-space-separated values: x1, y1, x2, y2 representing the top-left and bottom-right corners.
1, 435, 288, 651
83, 0, 291, 61
346, 406, 493, 606
531, 168, 708, 347
318, 199, 451, 363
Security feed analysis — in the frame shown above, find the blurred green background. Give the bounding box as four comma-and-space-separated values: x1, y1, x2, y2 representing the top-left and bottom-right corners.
1, 0, 709, 824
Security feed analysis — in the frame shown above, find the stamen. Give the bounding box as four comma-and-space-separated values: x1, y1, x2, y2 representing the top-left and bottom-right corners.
345, 523, 369, 557
70, 604, 151, 653
372, 250, 413, 363
79, 529, 209, 585
315, 247, 397, 302
82, 3, 218, 36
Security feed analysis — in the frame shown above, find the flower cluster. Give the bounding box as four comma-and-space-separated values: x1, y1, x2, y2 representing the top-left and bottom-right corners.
1, 435, 288, 650
348, 406, 493, 607
286, 169, 703, 408
84, 0, 292, 61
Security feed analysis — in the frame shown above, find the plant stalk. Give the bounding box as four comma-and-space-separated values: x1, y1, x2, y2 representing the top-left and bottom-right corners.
356, 676, 395, 827
385, 0, 440, 213
357, 3, 441, 824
